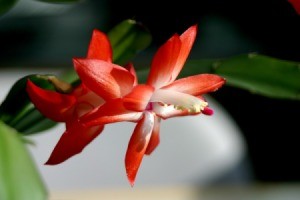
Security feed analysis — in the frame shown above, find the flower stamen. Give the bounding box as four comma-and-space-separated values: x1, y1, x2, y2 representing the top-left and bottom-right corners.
174, 101, 208, 113
150, 89, 208, 114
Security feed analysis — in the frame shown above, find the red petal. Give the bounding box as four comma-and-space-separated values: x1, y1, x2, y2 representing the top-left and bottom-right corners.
171, 25, 197, 83
26, 80, 76, 122
87, 29, 112, 62
124, 62, 138, 86
146, 25, 197, 88
289, 0, 300, 15
145, 115, 160, 155
76, 89, 105, 110
110, 63, 136, 97
162, 74, 226, 96
73, 58, 135, 100
80, 98, 142, 127
45, 119, 104, 165
146, 34, 182, 88
125, 112, 154, 186
123, 84, 154, 112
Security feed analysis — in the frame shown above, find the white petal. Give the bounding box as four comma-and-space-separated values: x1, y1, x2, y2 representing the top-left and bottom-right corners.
150, 89, 208, 113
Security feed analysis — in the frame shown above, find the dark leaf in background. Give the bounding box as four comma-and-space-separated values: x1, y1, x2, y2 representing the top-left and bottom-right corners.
213, 53, 300, 100
108, 19, 152, 65
0, 0, 18, 15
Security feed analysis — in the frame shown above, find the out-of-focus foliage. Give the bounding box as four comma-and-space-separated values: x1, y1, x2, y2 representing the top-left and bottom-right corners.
0, 0, 17, 15
0, 121, 47, 200
187, 54, 300, 100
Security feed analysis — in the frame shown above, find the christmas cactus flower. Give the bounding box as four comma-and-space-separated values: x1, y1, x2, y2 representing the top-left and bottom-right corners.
78, 25, 226, 185
26, 29, 135, 164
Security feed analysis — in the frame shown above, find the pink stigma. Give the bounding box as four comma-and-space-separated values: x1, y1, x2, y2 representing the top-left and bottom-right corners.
202, 107, 214, 115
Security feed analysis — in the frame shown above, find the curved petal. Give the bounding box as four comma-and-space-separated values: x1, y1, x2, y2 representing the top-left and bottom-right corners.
124, 62, 138, 86
125, 111, 154, 186
26, 80, 76, 122
87, 29, 112, 62
80, 98, 142, 127
171, 25, 197, 82
77, 90, 105, 109
72, 83, 105, 109
146, 34, 182, 88
45, 120, 104, 165
145, 115, 160, 155
110, 63, 136, 97
146, 25, 197, 89
74, 101, 97, 118
73, 58, 135, 100
123, 84, 154, 112
162, 74, 226, 96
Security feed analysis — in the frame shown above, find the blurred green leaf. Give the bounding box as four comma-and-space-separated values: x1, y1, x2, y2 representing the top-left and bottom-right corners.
108, 19, 152, 65
60, 68, 79, 85
0, 0, 18, 15
184, 54, 300, 100
13, 108, 57, 135
0, 120, 47, 200
213, 53, 300, 100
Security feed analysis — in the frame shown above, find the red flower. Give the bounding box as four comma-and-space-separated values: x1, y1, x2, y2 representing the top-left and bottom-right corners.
288, 0, 300, 14
27, 81, 104, 164
27, 29, 135, 164
78, 25, 226, 186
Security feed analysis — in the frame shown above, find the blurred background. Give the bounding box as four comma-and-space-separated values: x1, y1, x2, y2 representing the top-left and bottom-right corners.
0, 0, 299, 189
